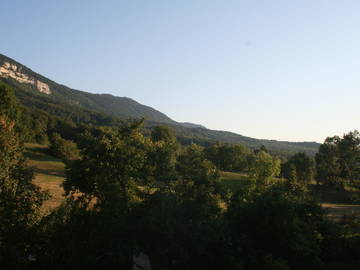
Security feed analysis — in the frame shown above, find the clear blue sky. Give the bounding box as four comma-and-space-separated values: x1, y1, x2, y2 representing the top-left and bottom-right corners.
2, 0, 360, 142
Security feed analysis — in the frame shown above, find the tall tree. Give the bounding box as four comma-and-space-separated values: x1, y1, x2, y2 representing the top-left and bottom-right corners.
226, 182, 326, 270
0, 83, 21, 123
315, 131, 360, 188
247, 151, 281, 186
48, 120, 153, 269
282, 152, 314, 184
0, 92, 48, 268
204, 143, 250, 172
149, 125, 178, 186
315, 136, 341, 186
139, 144, 226, 270
48, 133, 80, 161
337, 131, 360, 181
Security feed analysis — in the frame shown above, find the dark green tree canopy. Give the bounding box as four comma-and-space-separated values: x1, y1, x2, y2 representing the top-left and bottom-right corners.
0, 115, 48, 267
49, 133, 80, 161
151, 125, 177, 143
0, 83, 21, 123
282, 152, 314, 184
315, 130, 360, 188
247, 150, 281, 186
204, 143, 250, 172
227, 182, 325, 270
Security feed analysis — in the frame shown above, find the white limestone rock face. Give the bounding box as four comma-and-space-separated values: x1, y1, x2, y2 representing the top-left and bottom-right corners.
0, 62, 52, 94
36, 80, 51, 94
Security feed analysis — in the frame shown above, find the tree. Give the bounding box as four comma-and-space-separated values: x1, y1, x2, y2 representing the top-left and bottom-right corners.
288, 163, 298, 184
247, 151, 281, 186
0, 83, 21, 122
315, 131, 360, 188
138, 144, 227, 270
48, 133, 80, 161
337, 131, 360, 182
226, 182, 326, 270
176, 144, 221, 200
0, 83, 48, 268
149, 125, 178, 186
204, 143, 250, 172
151, 125, 177, 144
282, 153, 314, 184
315, 136, 341, 186
0, 116, 48, 268
255, 145, 269, 154
47, 120, 153, 269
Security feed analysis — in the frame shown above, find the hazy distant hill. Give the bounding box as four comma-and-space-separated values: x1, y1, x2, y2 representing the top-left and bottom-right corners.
0, 53, 320, 156
180, 122, 207, 129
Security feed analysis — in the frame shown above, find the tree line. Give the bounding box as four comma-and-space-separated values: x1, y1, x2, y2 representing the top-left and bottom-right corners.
204, 134, 360, 192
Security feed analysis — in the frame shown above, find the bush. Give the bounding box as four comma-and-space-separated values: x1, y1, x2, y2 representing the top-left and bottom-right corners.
226, 182, 325, 270
49, 133, 80, 161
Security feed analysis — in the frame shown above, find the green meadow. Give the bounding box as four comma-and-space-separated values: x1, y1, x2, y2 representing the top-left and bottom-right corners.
24, 143, 66, 211
220, 171, 360, 221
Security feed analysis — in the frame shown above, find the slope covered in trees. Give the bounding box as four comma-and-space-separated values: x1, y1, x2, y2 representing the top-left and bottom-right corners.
0, 53, 319, 157
0, 54, 176, 125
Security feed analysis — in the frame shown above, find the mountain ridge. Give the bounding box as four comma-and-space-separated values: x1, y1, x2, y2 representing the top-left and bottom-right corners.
0, 53, 320, 156
0, 53, 178, 125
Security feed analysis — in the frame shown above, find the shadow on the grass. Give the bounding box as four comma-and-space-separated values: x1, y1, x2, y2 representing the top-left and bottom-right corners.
24, 147, 60, 162
33, 167, 65, 177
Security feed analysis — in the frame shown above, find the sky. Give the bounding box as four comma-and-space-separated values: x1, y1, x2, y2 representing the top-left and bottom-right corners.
2, 0, 360, 143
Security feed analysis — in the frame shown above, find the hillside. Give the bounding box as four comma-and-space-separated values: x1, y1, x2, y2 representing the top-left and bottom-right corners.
0, 53, 176, 125
0, 53, 320, 156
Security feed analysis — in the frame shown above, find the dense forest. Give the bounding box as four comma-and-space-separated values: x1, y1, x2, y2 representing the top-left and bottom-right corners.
0, 82, 359, 269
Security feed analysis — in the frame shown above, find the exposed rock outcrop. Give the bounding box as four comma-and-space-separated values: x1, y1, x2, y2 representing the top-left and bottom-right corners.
0, 62, 51, 94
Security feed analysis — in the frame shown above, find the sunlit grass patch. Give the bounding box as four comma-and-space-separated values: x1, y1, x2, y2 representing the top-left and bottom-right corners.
33, 173, 65, 211
25, 143, 66, 211
219, 171, 250, 193
322, 203, 360, 222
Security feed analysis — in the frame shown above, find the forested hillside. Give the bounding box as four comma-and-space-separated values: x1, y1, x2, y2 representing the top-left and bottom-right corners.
0, 53, 319, 156
0, 54, 176, 124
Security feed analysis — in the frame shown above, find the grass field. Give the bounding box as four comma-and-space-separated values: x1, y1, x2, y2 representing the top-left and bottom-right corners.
24, 143, 66, 211
220, 171, 360, 221
219, 171, 250, 193
322, 203, 360, 221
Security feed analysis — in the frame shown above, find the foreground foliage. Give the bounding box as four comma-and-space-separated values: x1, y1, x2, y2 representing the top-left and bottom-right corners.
0, 84, 359, 269
0, 117, 48, 269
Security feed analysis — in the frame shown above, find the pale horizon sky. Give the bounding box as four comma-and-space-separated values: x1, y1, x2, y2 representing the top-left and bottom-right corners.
2, 0, 360, 143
